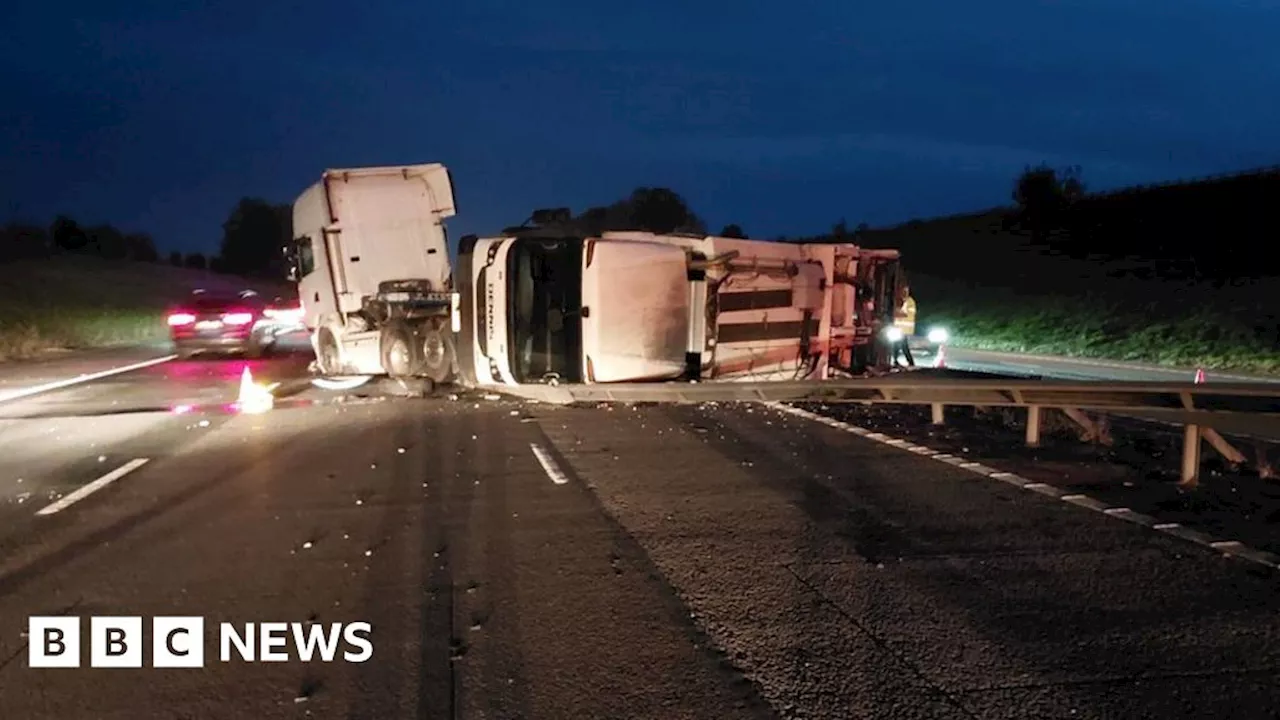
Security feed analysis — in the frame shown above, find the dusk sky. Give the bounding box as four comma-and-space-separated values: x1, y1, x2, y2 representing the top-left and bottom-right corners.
4, 0, 1279, 254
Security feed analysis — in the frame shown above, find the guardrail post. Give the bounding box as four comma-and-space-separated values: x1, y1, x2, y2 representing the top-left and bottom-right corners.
1180, 424, 1201, 488
1256, 443, 1276, 480
931, 403, 945, 425
1201, 428, 1245, 468
1026, 405, 1041, 447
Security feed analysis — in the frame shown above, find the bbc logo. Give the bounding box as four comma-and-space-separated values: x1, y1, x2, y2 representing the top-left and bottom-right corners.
29, 617, 373, 668
30, 617, 205, 668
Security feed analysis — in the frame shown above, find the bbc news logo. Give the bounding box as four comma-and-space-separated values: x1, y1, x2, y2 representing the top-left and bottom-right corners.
28, 617, 373, 668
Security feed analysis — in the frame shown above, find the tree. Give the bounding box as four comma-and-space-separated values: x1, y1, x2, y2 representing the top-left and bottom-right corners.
169, 250, 183, 267
219, 198, 292, 277
831, 219, 849, 240
719, 223, 746, 238
628, 187, 704, 233
184, 252, 207, 270
84, 224, 127, 259
124, 233, 159, 262
1012, 164, 1086, 242
50, 215, 88, 252
573, 187, 706, 235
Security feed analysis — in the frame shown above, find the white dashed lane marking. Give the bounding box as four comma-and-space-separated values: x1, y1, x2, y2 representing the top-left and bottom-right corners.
36, 458, 151, 516
764, 402, 1280, 571
530, 443, 570, 485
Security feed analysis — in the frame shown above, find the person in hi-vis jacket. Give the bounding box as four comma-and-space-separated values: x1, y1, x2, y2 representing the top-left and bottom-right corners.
892, 285, 916, 367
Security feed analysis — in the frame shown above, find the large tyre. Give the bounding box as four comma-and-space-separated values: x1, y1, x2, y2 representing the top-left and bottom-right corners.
380, 320, 423, 378
244, 335, 267, 359
419, 320, 455, 384
316, 328, 342, 375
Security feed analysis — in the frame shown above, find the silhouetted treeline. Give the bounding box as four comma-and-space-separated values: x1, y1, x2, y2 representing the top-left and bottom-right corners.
845, 164, 1280, 283
562, 187, 708, 235
2, 197, 293, 279
1, 216, 160, 263
1043, 166, 1280, 280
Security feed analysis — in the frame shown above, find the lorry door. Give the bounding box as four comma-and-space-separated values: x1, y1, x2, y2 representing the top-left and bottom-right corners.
293, 180, 342, 328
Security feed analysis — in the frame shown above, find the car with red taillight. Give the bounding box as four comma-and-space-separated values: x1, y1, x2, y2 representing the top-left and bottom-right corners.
167, 291, 274, 358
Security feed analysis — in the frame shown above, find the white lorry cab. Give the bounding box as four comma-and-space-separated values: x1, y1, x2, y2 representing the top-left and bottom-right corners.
289, 163, 460, 382
453, 210, 904, 389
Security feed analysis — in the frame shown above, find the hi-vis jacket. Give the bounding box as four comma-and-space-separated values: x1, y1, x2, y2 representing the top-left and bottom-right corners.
893, 295, 916, 335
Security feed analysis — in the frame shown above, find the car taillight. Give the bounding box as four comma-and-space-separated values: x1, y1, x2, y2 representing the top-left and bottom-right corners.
223, 312, 255, 325
263, 306, 303, 323
168, 313, 196, 326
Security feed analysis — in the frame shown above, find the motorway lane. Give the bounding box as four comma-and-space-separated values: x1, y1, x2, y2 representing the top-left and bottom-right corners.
934, 346, 1280, 383
0, 352, 313, 546
540, 402, 1280, 718
0, 346, 175, 401
0, 362, 1276, 717
0, 397, 773, 719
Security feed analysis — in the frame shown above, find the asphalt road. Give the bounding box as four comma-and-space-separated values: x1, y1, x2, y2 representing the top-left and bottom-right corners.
929, 345, 1280, 383
0, 354, 1277, 718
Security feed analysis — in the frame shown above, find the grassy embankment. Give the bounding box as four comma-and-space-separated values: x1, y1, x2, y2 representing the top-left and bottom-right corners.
0, 256, 290, 361
862, 211, 1280, 374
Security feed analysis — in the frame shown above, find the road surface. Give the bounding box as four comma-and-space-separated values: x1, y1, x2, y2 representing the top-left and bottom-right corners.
926, 346, 1280, 383
0, 356, 1277, 718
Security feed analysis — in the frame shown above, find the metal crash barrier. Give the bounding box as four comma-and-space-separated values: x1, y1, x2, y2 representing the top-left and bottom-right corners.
495, 377, 1280, 487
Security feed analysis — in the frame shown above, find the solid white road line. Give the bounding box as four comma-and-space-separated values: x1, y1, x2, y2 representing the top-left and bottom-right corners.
529, 443, 569, 485
36, 458, 150, 516
0, 355, 177, 404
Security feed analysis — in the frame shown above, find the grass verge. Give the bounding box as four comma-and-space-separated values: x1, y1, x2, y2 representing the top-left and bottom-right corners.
0, 256, 289, 361
913, 271, 1280, 375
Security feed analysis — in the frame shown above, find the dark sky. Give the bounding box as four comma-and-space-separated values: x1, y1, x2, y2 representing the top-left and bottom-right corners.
4, 1, 1280, 254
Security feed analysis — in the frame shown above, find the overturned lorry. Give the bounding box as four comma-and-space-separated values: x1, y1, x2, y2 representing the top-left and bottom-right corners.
288, 163, 905, 389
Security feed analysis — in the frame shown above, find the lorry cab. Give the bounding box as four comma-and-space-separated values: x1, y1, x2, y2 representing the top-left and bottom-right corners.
453, 211, 588, 388
288, 164, 458, 380
454, 215, 703, 389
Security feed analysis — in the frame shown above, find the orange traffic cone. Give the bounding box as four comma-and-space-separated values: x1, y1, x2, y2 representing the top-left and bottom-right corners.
1193, 368, 1205, 384
933, 345, 946, 369
237, 366, 274, 413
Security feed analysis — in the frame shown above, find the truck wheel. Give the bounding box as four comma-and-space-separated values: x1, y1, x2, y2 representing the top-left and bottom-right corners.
420, 322, 455, 384
380, 321, 423, 378
316, 328, 342, 375
245, 336, 267, 359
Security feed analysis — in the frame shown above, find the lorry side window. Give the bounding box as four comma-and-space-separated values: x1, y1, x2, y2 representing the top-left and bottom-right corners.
297, 236, 316, 277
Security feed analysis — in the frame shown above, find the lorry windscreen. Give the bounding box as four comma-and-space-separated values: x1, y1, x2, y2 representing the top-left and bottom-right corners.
507, 237, 584, 384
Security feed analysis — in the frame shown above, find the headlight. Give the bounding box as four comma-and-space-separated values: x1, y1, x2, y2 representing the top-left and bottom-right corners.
927, 327, 949, 344
884, 326, 904, 342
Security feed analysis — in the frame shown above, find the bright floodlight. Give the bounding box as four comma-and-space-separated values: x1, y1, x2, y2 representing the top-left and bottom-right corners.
927, 327, 949, 344
884, 326, 904, 342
